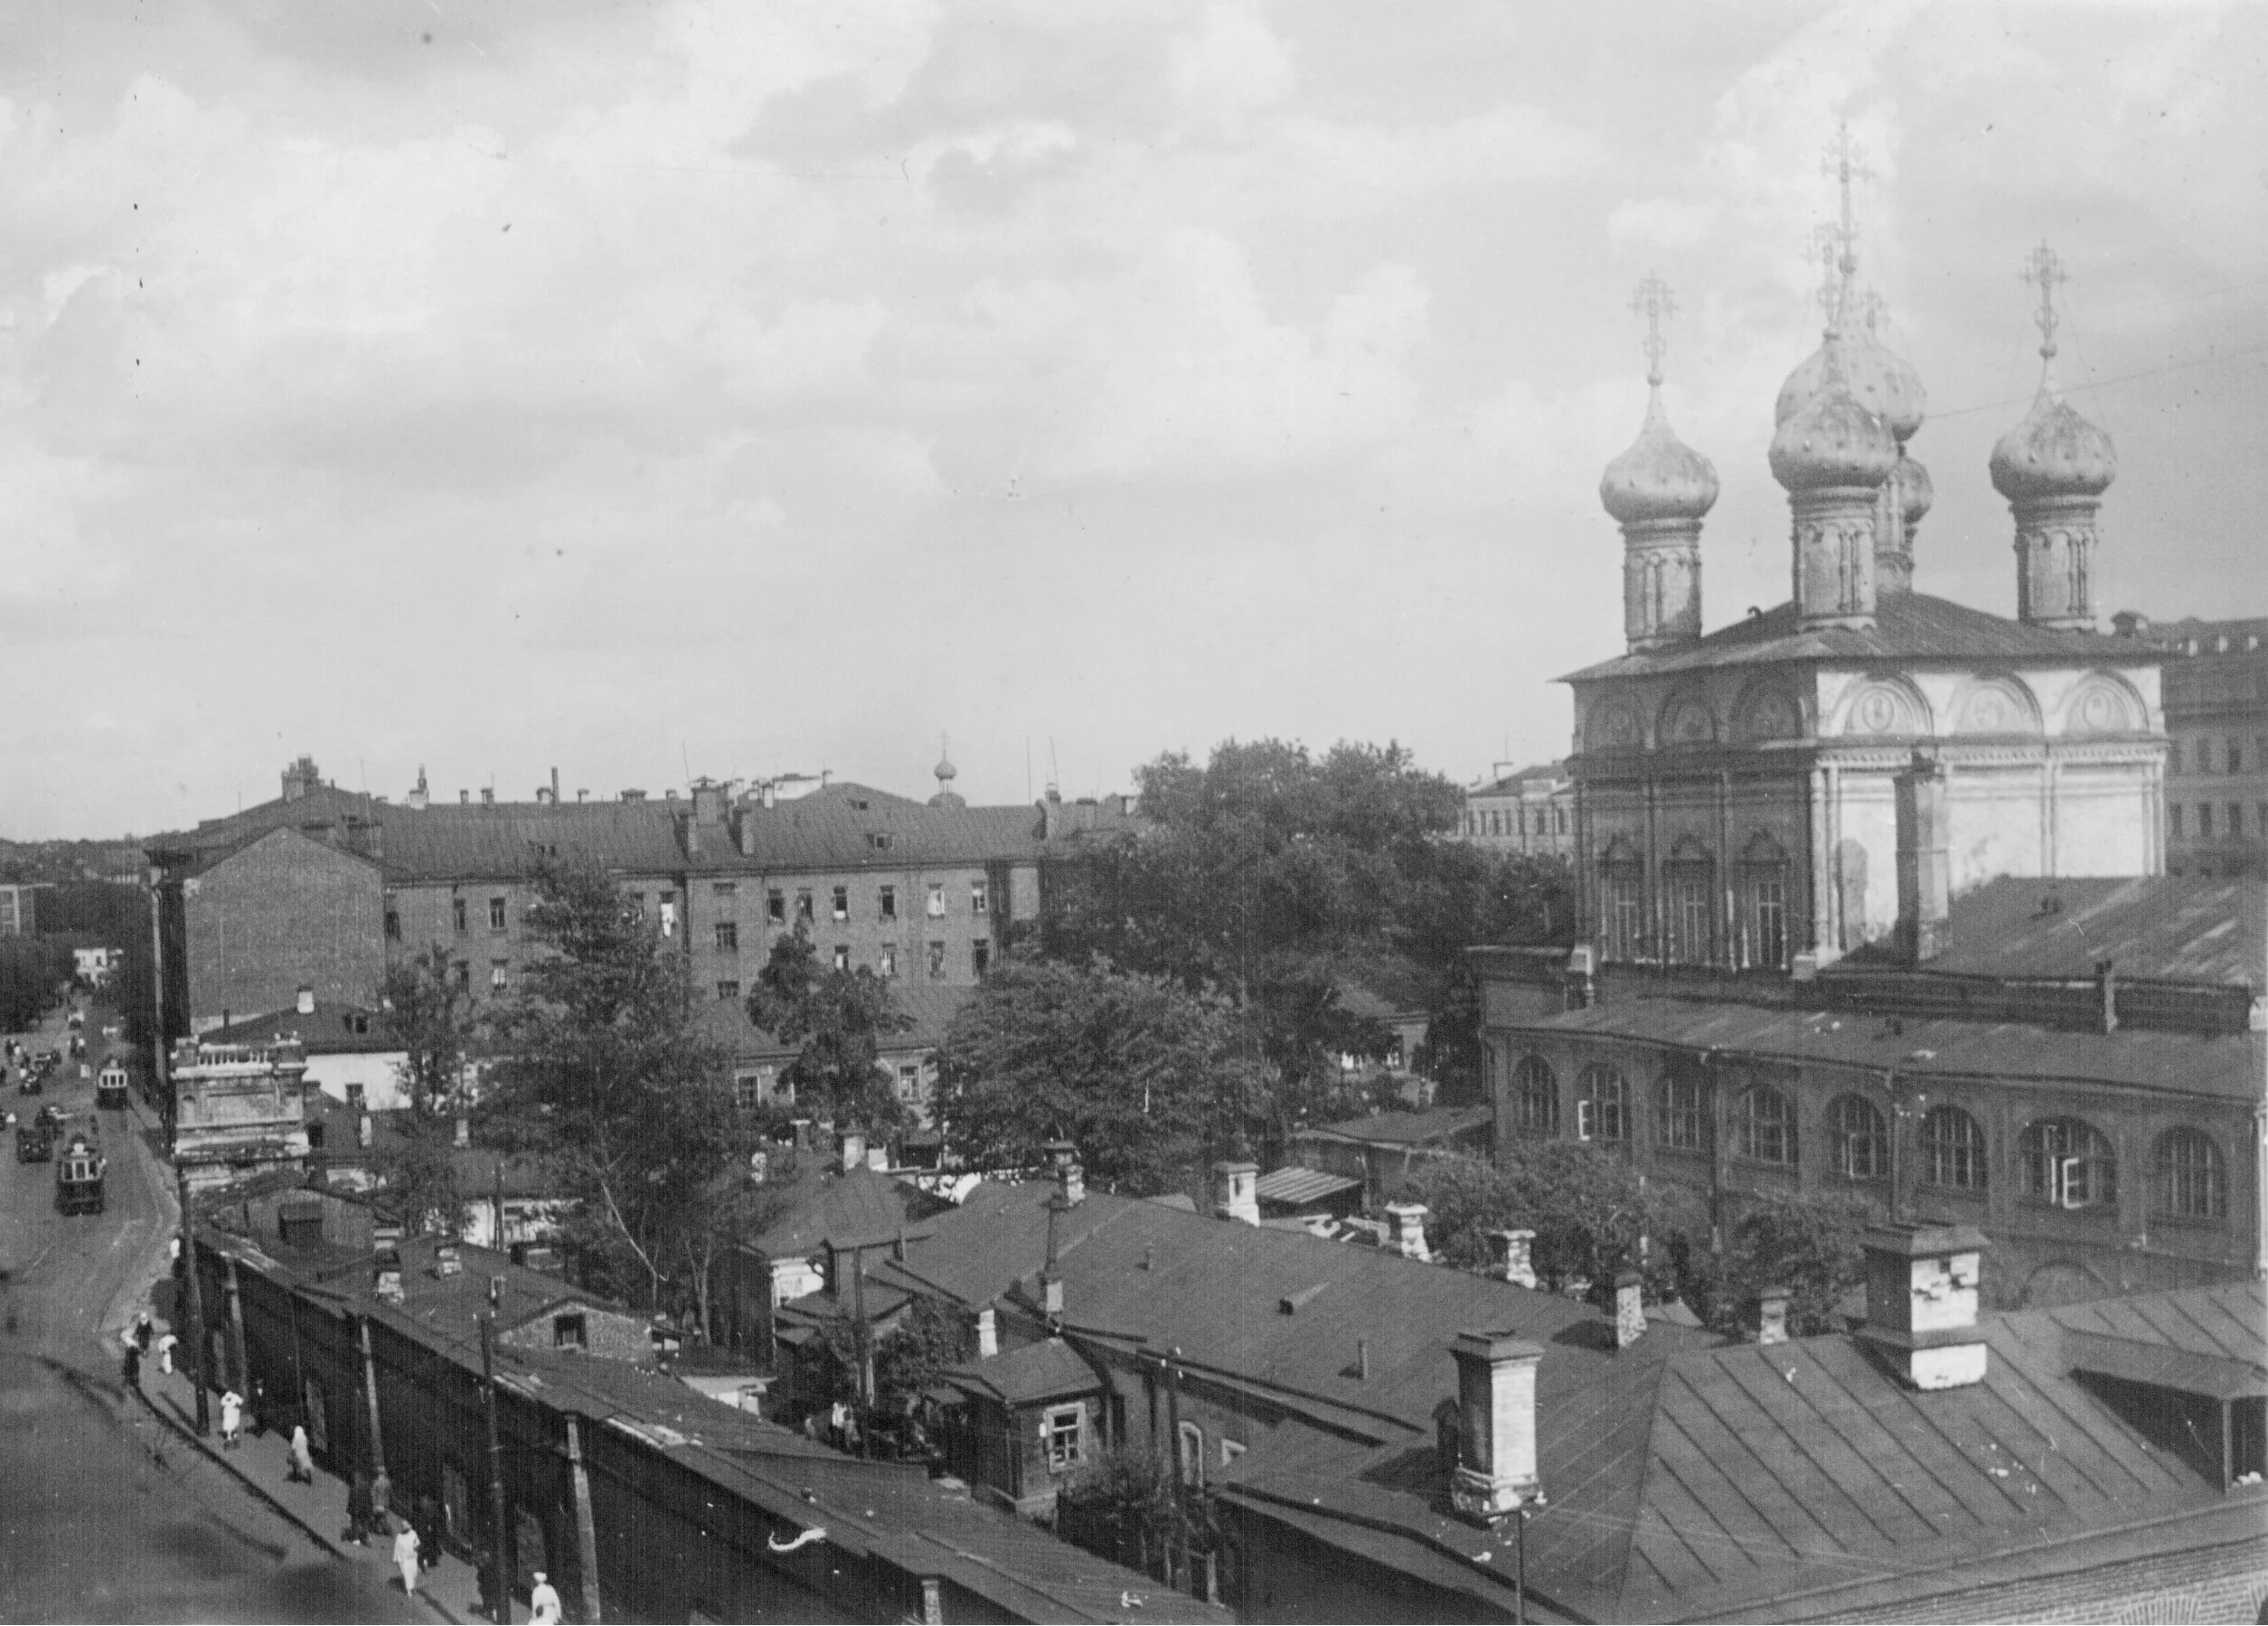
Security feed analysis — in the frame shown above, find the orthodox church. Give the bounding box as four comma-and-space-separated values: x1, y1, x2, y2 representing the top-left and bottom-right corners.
1566, 194, 2161, 972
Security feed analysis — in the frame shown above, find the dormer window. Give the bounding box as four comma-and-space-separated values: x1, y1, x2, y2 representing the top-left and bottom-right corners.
553, 1312, 587, 1349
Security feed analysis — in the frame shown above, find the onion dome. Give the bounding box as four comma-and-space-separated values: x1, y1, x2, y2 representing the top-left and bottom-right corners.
1769, 340, 1896, 493
1774, 330, 1926, 443
1989, 384, 2115, 503
1599, 386, 1719, 526
927, 745, 965, 809
1896, 453, 1934, 523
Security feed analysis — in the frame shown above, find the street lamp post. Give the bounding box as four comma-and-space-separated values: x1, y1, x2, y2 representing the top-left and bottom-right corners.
482, 1275, 513, 1623
174, 1163, 210, 1435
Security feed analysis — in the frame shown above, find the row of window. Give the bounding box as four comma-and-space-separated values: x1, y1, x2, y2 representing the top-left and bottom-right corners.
383, 880, 993, 945
730, 1061, 924, 1112
1508, 1057, 2229, 1219
1598, 837, 1792, 969
713, 938, 989, 997
2173, 735, 2264, 776
2169, 802, 2265, 841
1464, 805, 1569, 838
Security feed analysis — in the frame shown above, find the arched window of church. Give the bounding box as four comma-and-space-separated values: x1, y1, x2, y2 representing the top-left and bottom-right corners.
2155, 1129, 2226, 1221
1598, 838, 1644, 962
1920, 1106, 1987, 1191
1826, 1095, 1886, 1180
1576, 1065, 1625, 1143
1665, 838, 1714, 965
1735, 1085, 1793, 1166
1653, 1069, 1710, 1153
1513, 1056, 1558, 1138
2019, 1118, 2116, 1209
1739, 832, 1790, 971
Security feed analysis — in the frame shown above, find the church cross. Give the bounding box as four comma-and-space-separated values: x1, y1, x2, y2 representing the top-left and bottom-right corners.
1630, 272, 1675, 385
2020, 240, 2066, 361
1820, 122, 1874, 331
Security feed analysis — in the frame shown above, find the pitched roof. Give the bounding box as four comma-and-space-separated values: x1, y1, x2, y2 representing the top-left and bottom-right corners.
1561, 593, 2149, 683
883, 1182, 1718, 1442
1253, 1167, 1365, 1208
945, 1339, 1106, 1406
1221, 1279, 2267, 1623
741, 1165, 946, 1258
1471, 761, 1568, 795
1506, 995, 2261, 1101
1303, 1106, 1492, 1147
1841, 873, 2263, 988
210, 1000, 396, 1055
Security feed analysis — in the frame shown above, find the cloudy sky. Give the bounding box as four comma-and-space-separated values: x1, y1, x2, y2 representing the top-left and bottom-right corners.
2, 2, 2262, 838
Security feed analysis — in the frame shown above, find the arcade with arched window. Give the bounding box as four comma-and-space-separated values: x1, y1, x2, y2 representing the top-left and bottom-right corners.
1739, 832, 1791, 971
2019, 1118, 2117, 1210
1826, 1095, 1886, 1180
1654, 1070, 1710, 1152
1513, 1056, 1558, 1137
1735, 1085, 1794, 1166
1576, 1065, 1626, 1144
1664, 837, 1715, 965
1919, 1105, 1988, 1191
1598, 838, 1644, 962
2154, 1128, 2226, 1222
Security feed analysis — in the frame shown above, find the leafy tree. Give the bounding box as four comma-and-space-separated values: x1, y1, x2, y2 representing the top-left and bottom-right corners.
1684, 1194, 1875, 1339
480, 857, 743, 1310
1407, 1144, 1676, 1299
871, 1295, 974, 1415
381, 943, 478, 1121
1037, 739, 1573, 1143
933, 958, 1256, 1196
745, 925, 910, 1135
1059, 1441, 1182, 1570
0, 937, 71, 1032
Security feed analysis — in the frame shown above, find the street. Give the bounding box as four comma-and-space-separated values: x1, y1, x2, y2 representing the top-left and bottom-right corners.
0, 1002, 414, 1623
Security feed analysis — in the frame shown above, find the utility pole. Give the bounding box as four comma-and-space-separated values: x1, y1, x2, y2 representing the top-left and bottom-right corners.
174, 1163, 209, 1434
482, 1274, 513, 1623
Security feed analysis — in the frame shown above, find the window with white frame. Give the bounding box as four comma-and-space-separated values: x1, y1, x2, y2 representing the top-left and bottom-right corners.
1176, 1421, 1204, 1487
1044, 1405, 1085, 1472
970, 880, 988, 916
926, 883, 946, 918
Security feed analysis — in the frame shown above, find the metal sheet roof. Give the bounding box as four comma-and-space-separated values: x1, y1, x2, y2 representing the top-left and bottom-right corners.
1253, 1167, 1364, 1207
1510, 996, 2261, 1100
1560, 592, 2149, 683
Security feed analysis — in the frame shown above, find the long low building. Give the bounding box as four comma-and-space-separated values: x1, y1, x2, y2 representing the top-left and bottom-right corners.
186, 1206, 1226, 1625
1473, 874, 2264, 1307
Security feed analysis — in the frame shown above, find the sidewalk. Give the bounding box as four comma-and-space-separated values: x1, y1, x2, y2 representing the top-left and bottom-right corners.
130, 1347, 513, 1623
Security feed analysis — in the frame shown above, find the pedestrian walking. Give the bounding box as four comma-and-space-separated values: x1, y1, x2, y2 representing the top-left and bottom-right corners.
287, 1424, 314, 1484
155, 1331, 178, 1375
345, 1468, 375, 1546
220, 1389, 243, 1447
249, 1378, 269, 1436
530, 1570, 562, 1624
121, 1340, 141, 1388
132, 1311, 153, 1354
391, 1519, 421, 1597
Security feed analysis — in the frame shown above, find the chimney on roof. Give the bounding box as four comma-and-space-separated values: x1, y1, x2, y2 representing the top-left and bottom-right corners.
1384, 1201, 1431, 1263
976, 1305, 998, 1358
460, 789, 470, 804
1613, 1267, 1645, 1349
1894, 749, 1951, 964
296, 985, 315, 1017
551, 767, 560, 804
2095, 957, 2120, 1035
1755, 1287, 1791, 1346
1041, 1271, 1064, 1324
281, 756, 321, 803
1856, 1223, 1990, 1389
840, 1130, 866, 1175
481, 787, 495, 807
1448, 1330, 1543, 1525
1489, 1228, 1539, 1290
455, 1116, 469, 1149
1212, 1158, 1259, 1227
577, 789, 588, 803
407, 768, 429, 813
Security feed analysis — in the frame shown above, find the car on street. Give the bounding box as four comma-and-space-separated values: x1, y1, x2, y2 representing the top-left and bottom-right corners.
16, 1123, 52, 1162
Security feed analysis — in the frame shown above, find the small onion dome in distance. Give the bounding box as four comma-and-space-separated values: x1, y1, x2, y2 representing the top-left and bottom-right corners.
1989, 382, 2115, 503
1896, 453, 1934, 523
1768, 341, 1897, 493
928, 746, 965, 809
1774, 329, 1925, 444
1599, 387, 1719, 527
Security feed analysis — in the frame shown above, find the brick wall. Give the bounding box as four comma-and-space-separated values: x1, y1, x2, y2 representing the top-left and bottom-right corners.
185, 828, 385, 1028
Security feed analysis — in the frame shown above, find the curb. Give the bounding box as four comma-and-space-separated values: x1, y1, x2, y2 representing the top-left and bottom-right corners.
129, 1381, 471, 1625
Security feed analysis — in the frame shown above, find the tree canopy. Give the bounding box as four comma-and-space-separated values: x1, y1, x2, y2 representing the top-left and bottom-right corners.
370, 944, 482, 1236
933, 957, 1256, 1196
480, 857, 744, 1310
744, 924, 910, 1135
1037, 738, 1572, 1139
1406, 1142, 1675, 1300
